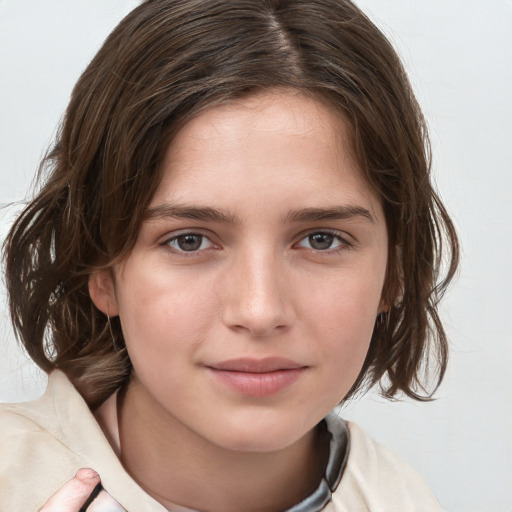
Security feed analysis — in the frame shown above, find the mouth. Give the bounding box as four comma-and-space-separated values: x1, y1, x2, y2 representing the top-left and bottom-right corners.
206, 357, 308, 397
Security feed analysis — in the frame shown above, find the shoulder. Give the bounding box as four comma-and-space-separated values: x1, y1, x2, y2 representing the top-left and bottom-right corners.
328, 419, 444, 512
0, 371, 165, 511
0, 372, 87, 510
0, 392, 81, 478
0, 370, 79, 444
0, 387, 56, 447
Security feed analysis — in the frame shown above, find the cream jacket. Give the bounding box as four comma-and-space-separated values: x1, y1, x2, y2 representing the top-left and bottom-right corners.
0, 371, 443, 511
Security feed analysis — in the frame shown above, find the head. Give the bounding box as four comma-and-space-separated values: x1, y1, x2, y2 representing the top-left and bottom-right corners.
4, 0, 458, 409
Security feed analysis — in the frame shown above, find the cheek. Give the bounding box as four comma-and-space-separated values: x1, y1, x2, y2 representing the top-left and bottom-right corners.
302, 275, 381, 384
303, 270, 382, 335
115, 264, 217, 363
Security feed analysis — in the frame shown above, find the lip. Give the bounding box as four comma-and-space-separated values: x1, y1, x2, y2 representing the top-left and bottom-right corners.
209, 357, 305, 373
206, 357, 307, 397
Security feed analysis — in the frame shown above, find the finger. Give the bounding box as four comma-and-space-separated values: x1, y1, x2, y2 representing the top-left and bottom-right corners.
86, 489, 127, 512
39, 468, 101, 512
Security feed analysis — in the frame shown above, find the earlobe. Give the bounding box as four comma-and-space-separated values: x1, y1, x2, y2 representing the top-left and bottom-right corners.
88, 269, 119, 317
379, 244, 403, 315
378, 291, 392, 317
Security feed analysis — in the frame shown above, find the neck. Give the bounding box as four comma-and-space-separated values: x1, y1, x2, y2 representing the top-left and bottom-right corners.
117, 377, 327, 512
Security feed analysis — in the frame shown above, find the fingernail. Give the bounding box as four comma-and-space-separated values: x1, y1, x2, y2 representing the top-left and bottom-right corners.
76, 468, 100, 481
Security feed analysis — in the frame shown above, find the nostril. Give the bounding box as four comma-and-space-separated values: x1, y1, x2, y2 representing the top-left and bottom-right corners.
220, 261, 296, 335
228, 320, 290, 337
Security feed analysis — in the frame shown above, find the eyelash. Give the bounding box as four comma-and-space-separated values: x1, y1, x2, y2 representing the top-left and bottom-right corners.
296, 230, 352, 254
163, 232, 217, 255
161, 229, 353, 256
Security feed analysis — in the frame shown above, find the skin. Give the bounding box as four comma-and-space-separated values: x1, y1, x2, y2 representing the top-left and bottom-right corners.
39, 469, 125, 512
87, 90, 389, 511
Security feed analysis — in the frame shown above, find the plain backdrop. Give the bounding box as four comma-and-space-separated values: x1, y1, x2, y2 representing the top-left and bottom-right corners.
1, 1, 511, 511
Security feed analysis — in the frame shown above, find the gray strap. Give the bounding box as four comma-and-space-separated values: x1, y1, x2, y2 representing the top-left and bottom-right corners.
285, 413, 350, 512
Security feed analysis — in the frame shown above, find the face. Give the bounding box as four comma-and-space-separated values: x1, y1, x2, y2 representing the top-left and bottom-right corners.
91, 91, 388, 453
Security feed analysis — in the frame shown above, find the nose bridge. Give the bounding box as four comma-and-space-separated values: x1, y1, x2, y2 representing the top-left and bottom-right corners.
221, 243, 293, 335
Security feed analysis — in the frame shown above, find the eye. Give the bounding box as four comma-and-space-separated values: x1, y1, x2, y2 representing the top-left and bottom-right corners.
297, 231, 347, 251
165, 233, 213, 252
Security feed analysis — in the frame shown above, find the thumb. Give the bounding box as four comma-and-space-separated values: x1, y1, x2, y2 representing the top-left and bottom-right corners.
39, 468, 101, 512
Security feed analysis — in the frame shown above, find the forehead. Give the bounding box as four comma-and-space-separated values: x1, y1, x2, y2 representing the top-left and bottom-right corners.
151, 90, 381, 221
164, 91, 352, 167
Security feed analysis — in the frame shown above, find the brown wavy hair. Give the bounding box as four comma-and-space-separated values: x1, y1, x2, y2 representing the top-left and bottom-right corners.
3, 0, 459, 408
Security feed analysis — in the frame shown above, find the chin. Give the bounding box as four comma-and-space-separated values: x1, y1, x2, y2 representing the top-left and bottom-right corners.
207, 412, 315, 454
216, 432, 300, 454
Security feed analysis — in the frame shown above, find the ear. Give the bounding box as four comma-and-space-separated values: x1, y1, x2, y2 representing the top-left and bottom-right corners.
378, 243, 403, 314
377, 300, 390, 316
88, 269, 119, 316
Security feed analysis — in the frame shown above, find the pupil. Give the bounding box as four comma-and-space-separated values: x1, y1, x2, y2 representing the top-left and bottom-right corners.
177, 234, 202, 251
310, 233, 333, 250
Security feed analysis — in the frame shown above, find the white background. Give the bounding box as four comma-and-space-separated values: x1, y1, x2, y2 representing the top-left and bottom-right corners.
1, 1, 511, 511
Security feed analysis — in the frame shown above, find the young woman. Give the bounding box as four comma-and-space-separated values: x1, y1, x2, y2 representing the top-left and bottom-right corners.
0, 1, 458, 510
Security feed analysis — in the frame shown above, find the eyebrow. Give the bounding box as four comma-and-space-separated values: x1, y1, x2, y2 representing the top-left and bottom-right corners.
144, 204, 237, 223
144, 203, 374, 224
285, 206, 375, 224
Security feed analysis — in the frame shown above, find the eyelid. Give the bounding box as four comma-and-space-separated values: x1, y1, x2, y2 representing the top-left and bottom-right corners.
157, 227, 355, 256
294, 229, 354, 252
159, 227, 216, 244
160, 229, 220, 254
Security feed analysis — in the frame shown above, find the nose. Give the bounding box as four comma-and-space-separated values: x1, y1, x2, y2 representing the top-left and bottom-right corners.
221, 249, 295, 337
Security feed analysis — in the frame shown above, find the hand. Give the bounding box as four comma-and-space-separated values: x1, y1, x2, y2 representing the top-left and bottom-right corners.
39, 468, 126, 511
